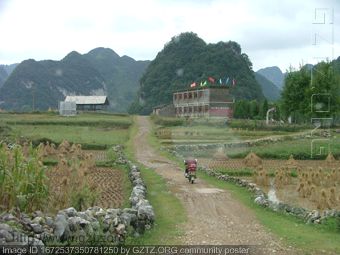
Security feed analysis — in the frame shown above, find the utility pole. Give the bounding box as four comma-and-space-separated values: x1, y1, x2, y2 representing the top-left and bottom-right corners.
266, 107, 276, 125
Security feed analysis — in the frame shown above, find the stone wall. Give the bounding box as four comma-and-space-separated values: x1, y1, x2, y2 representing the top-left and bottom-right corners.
0, 145, 154, 247
170, 132, 308, 152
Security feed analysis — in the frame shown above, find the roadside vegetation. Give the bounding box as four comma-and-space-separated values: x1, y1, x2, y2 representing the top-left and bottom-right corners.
0, 143, 48, 212
125, 117, 186, 244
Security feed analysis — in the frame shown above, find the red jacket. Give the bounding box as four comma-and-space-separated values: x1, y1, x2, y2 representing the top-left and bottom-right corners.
185, 159, 197, 171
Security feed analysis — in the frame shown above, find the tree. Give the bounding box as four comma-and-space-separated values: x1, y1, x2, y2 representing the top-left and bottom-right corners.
249, 100, 259, 118
259, 99, 269, 119
307, 62, 340, 119
281, 61, 340, 123
281, 66, 310, 122
241, 53, 253, 71
272, 102, 282, 121
234, 100, 251, 119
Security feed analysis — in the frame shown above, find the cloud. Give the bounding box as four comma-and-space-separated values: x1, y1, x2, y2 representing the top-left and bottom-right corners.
0, 0, 339, 71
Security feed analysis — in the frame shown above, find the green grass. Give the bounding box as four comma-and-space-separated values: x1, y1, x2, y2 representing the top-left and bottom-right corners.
119, 164, 133, 209
151, 115, 312, 131
215, 168, 298, 178
125, 116, 186, 244
152, 115, 340, 160
226, 135, 340, 160
217, 168, 254, 177
1, 112, 132, 147
155, 125, 294, 146
228, 119, 311, 132
125, 163, 186, 244
166, 129, 340, 160
9, 125, 129, 147
0, 112, 132, 128
197, 171, 340, 254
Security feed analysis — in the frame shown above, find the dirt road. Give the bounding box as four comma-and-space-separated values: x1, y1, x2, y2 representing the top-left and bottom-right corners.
133, 116, 298, 254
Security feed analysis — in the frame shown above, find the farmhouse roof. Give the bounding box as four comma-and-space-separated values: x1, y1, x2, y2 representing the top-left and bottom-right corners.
65, 96, 108, 105
173, 85, 230, 94
153, 104, 169, 110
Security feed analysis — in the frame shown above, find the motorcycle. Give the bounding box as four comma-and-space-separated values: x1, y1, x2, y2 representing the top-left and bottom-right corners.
184, 159, 197, 184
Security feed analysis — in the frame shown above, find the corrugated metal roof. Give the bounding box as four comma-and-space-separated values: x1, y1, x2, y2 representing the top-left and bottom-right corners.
65, 96, 107, 105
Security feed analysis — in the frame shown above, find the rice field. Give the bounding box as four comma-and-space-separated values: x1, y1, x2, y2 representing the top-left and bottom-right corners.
10, 124, 129, 147
0, 112, 132, 128
198, 158, 337, 172
155, 125, 293, 145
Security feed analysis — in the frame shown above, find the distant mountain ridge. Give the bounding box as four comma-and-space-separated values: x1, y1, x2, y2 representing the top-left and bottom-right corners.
0, 67, 7, 88
1, 43, 294, 112
0, 63, 18, 88
1, 63, 18, 75
254, 73, 281, 101
257, 66, 285, 89
0, 48, 150, 111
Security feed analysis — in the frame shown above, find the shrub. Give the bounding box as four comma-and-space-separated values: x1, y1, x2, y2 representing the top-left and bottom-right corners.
32, 137, 55, 147
151, 115, 185, 127
71, 184, 98, 211
0, 143, 49, 212
106, 148, 118, 162
228, 119, 311, 132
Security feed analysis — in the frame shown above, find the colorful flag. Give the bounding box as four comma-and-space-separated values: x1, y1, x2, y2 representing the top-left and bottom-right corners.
225, 77, 230, 85
190, 82, 196, 88
219, 78, 222, 85
232, 78, 236, 86
203, 80, 207, 86
200, 81, 203, 87
208, 77, 215, 83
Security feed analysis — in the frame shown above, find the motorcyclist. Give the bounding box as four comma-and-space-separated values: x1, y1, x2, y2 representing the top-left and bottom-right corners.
184, 158, 197, 177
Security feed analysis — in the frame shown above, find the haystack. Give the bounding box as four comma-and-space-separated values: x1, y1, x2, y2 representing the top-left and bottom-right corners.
286, 154, 298, 169
325, 152, 336, 165
243, 152, 262, 168
58, 140, 71, 155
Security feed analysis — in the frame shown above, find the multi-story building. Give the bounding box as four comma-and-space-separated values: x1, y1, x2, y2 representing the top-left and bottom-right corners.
172, 87, 234, 118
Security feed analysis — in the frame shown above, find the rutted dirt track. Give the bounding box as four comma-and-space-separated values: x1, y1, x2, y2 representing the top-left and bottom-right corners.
133, 116, 300, 255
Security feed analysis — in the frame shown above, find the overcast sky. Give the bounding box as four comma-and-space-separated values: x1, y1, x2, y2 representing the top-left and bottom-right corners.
0, 0, 339, 71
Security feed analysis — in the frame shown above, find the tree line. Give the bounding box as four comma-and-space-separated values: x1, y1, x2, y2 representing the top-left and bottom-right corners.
233, 60, 340, 124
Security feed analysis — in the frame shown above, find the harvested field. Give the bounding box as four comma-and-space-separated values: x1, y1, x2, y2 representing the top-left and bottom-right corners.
47, 166, 124, 210
242, 176, 340, 211
198, 158, 337, 171
198, 156, 340, 211
87, 167, 124, 208
38, 140, 126, 211
86, 150, 108, 161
